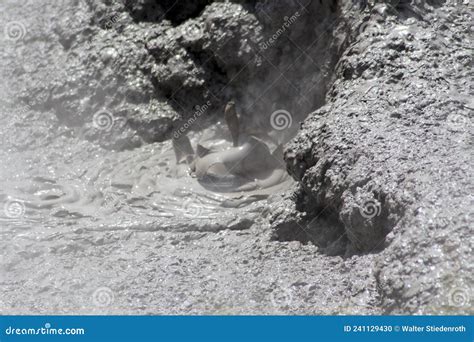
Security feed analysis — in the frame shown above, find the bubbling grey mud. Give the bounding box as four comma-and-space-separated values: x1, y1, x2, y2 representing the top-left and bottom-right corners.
1, 0, 471, 316
173, 101, 290, 197
0, 102, 292, 227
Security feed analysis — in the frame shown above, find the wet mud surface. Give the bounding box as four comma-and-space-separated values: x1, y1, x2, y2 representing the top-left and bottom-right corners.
0, 0, 472, 314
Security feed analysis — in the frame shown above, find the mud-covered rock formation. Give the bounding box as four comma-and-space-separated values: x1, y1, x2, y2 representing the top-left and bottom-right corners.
271, 0, 472, 313
41, 0, 345, 148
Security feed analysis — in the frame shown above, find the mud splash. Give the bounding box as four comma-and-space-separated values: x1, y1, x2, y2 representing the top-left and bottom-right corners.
0, 123, 292, 235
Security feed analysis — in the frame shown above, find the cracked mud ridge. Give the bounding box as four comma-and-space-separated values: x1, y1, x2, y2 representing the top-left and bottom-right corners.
0, 0, 472, 314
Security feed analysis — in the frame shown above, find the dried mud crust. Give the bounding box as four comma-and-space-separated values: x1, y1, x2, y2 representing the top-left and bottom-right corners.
272, 0, 473, 313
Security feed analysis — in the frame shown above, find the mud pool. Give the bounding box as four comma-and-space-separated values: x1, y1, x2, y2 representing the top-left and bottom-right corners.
0, 0, 472, 315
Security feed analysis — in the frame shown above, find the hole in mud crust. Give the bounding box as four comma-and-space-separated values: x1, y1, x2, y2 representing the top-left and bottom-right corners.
271, 209, 350, 256
271, 184, 395, 256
